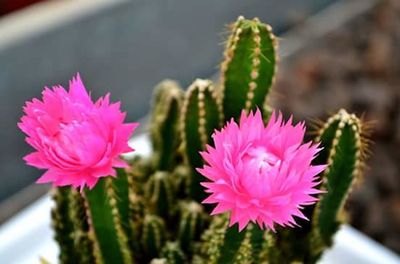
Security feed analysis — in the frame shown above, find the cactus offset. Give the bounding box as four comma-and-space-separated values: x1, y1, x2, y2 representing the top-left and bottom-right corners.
49, 16, 370, 264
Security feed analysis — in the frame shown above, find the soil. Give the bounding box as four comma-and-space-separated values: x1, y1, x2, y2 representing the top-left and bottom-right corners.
272, 0, 400, 253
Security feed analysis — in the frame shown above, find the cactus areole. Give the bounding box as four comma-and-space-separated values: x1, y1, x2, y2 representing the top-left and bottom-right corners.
19, 16, 369, 264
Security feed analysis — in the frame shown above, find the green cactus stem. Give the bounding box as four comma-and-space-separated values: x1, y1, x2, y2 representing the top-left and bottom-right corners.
172, 165, 191, 198
311, 109, 367, 255
232, 229, 253, 264
51, 187, 80, 264
181, 79, 222, 200
127, 156, 153, 195
199, 215, 227, 264
220, 16, 278, 121
69, 188, 96, 264
84, 173, 133, 264
199, 215, 264, 264
151, 80, 184, 171
141, 214, 167, 259
146, 171, 176, 219
178, 201, 206, 252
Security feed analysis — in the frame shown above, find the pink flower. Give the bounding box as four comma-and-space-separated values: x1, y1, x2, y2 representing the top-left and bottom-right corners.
197, 110, 325, 231
18, 74, 138, 190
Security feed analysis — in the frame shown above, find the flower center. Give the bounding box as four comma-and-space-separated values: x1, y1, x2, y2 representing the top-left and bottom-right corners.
243, 147, 280, 174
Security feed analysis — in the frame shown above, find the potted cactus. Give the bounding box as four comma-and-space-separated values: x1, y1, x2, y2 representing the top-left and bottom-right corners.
19, 16, 369, 264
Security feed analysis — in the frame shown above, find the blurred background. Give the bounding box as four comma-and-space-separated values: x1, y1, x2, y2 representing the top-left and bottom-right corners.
0, 0, 398, 256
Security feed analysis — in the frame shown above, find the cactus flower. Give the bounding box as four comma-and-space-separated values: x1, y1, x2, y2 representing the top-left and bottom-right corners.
18, 74, 138, 190
198, 109, 325, 231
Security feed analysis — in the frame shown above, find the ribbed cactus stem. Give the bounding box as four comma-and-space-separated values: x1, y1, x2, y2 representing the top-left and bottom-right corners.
178, 201, 206, 252
151, 80, 183, 171
84, 175, 133, 264
127, 156, 153, 195
141, 215, 166, 259
146, 171, 176, 219
199, 215, 227, 264
200, 216, 264, 264
260, 232, 281, 264
161, 242, 187, 264
69, 188, 96, 264
172, 165, 191, 198
220, 16, 278, 121
51, 187, 79, 264
311, 109, 366, 255
181, 79, 222, 200
127, 192, 145, 258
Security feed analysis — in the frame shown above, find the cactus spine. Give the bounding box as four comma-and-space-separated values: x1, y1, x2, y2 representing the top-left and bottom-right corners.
50, 16, 370, 264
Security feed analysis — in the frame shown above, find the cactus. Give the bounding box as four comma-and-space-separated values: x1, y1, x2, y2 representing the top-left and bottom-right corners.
49, 16, 370, 264
146, 171, 176, 219
310, 109, 367, 258
151, 80, 184, 171
51, 187, 80, 264
177, 201, 206, 252
161, 242, 187, 264
142, 214, 167, 259
181, 79, 222, 200
220, 16, 278, 121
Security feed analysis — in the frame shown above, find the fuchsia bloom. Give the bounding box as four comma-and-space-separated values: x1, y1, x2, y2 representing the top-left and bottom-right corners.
18, 74, 138, 190
198, 110, 326, 231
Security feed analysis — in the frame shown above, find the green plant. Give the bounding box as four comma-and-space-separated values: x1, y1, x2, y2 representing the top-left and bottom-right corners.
51, 16, 369, 264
